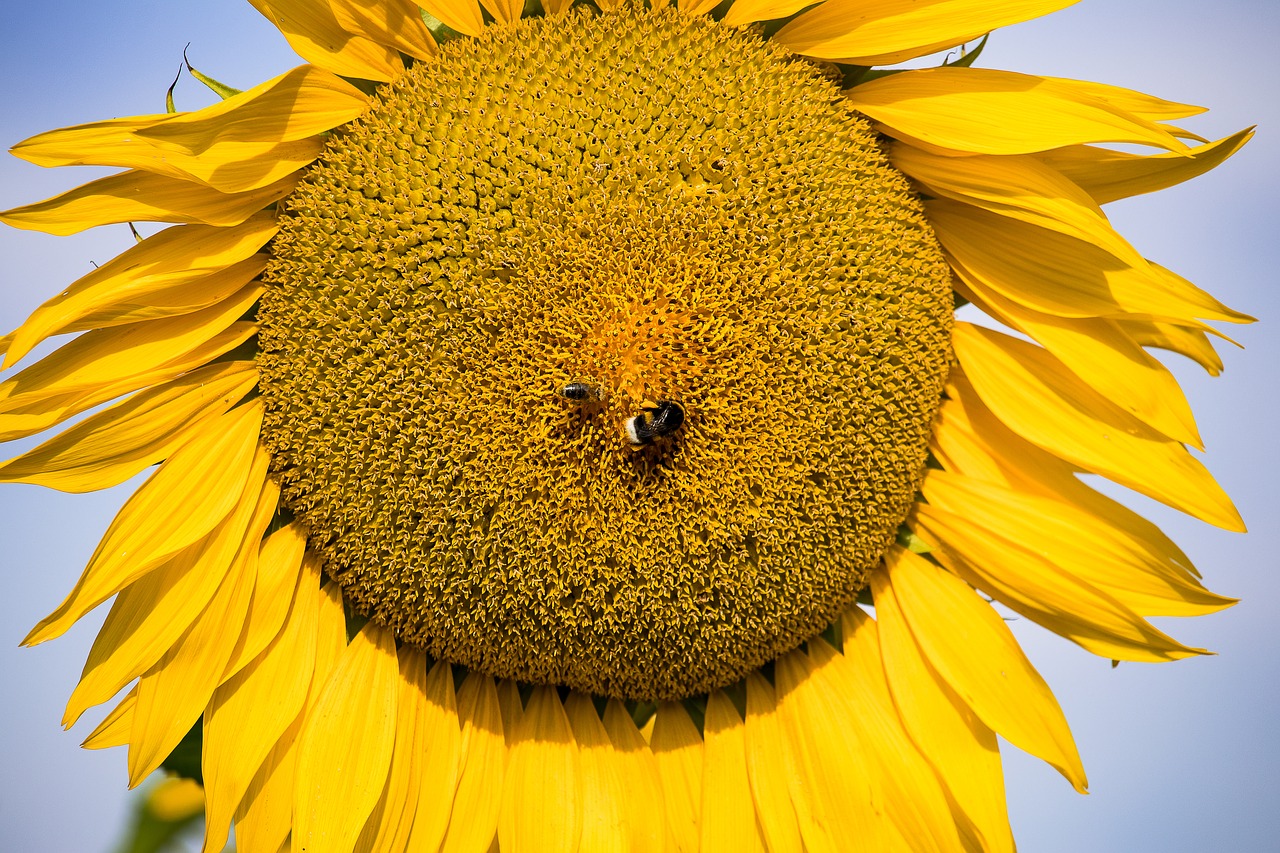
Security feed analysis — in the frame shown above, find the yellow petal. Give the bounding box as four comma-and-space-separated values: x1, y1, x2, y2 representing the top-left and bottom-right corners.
12, 115, 172, 168
147, 64, 365, 150
923, 468, 1234, 617
354, 647, 431, 853
412, 0, 484, 35
127, 495, 262, 787
894, 144, 1232, 443
776, 0, 1078, 65
913, 500, 1208, 662
0, 284, 260, 444
440, 674, 505, 853
63, 450, 271, 728
219, 516, 311, 684
563, 694, 627, 852
10, 114, 194, 182
11, 70, 363, 193
247, 0, 404, 81
0, 361, 255, 492
879, 548, 1087, 791
202, 552, 321, 853
701, 691, 766, 853
23, 402, 265, 646
1149, 260, 1253, 325
133, 70, 366, 191
1120, 318, 1225, 376
871, 568, 1014, 853
478, 0, 525, 25
892, 143, 1149, 269
404, 660, 463, 853
236, 723, 303, 853
723, 0, 817, 26
543, 0, 574, 14
294, 622, 400, 853
131, 130, 320, 192
30, 257, 262, 368
499, 687, 582, 852
846, 68, 1189, 155
742, 674, 803, 853
928, 200, 1237, 323
680, 0, 722, 15
814, 622, 965, 852
327, 0, 436, 61
953, 323, 1244, 530
773, 646, 885, 850
3, 212, 277, 369
601, 699, 666, 853
649, 701, 704, 853
235, 581, 347, 853
933, 370, 1204, 582
1036, 128, 1253, 204
82, 686, 137, 750
0, 169, 297, 235
953, 274, 1202, 448
1042, 77, 1205, 121
16, 330, 258, 451
497, 678, 524, 751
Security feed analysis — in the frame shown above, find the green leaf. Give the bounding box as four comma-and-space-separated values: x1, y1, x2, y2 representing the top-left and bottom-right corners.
159, 720, 203, 784
111, 778, 206, 853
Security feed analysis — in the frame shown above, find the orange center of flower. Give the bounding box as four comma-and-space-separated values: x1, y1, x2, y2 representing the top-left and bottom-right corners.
256, 6, 953, 700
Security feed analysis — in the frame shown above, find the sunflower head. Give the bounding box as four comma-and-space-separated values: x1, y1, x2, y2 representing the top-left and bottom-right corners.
0, 0, 1250, 850
257, 6, 953, 699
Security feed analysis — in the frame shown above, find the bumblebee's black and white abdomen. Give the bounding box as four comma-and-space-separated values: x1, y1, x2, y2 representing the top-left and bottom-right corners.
625, 401, 685, 446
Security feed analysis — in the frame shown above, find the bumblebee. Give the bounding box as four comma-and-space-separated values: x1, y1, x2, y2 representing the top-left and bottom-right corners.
624, 401, 685, 446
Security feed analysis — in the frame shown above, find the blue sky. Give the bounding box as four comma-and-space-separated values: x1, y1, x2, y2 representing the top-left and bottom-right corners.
1, 1, 1277, 850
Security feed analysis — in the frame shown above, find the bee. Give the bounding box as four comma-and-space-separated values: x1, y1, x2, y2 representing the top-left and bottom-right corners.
558, 381, 598, 402
624, 401, 685, 446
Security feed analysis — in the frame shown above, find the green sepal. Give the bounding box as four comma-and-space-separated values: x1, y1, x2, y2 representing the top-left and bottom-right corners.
943, 33, 989, 69
681, 693, 707, 733
184, 46, 242, 100
419, 8, 465, 44
848, 34, 991, 87
629, 699, 657, 729
164, 68, 181, 115
342, 595, 370, 641
840, 64, 873, 88
339, 75, 380, 96
819, 619, 843, 652
896, 524, 933, 555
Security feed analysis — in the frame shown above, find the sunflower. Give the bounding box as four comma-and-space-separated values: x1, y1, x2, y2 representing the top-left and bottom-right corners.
0, 0, 1253, 849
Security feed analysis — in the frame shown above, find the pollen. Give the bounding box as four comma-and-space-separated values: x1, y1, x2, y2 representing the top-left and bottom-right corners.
256, 6, 953, 700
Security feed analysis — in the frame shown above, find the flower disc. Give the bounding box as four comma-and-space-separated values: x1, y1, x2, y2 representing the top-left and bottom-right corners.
257, 6, 953, 699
